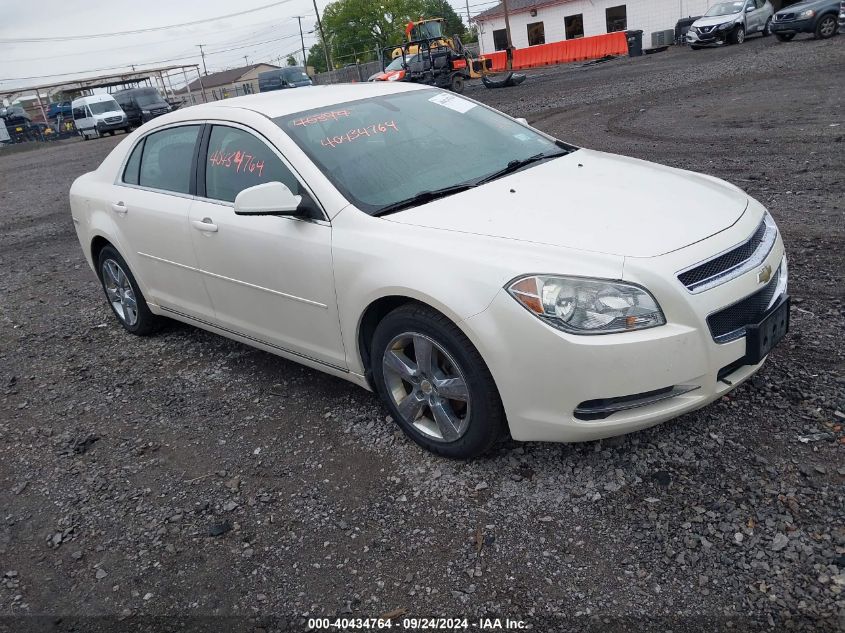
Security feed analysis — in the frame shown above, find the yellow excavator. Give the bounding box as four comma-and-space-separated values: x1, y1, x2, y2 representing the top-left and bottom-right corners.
391, 19, 454, 59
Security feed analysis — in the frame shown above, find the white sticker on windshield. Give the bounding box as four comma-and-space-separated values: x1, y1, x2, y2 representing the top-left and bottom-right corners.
428, 92, 476, 114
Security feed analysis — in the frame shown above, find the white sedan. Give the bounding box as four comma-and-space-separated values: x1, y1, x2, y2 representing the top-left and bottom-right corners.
69, 83, 789, 459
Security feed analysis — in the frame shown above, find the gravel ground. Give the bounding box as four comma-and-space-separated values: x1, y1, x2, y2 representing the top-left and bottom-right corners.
1, 36, 843, 633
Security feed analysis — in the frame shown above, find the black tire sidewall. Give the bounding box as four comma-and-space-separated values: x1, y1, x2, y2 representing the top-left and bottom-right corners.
816, 16, 836, 38
97, 245, 158, 335
371, 306, 504, 459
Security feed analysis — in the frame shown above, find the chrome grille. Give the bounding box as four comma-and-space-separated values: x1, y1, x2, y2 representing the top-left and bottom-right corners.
677, 215, 776, 293
776, 12, 795, 21
707, 265, 782, 343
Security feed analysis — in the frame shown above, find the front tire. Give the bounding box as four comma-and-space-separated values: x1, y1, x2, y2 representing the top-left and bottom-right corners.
98, 245, 160, 336
815, 15, 837, 39
371, 304, 505, 459
775, 32, 795, 41
690, 44, 702, 50
450, 73, 465, 94
730, 25, 746, 44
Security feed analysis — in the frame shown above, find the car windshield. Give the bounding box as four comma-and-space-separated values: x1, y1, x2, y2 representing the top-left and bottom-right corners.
88, 100, 121, 114
385, 56, 406, 71
705, 1, 744, 16
133, 89, 165, 106
276, 89, 573, 214
282, 68, 310, 83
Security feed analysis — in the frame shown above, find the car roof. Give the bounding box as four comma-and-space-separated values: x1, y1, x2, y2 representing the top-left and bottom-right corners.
183, 82, 430, 119
72, 94, 118, 105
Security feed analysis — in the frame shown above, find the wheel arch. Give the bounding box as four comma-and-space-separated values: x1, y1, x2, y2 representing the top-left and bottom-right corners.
356, 293, 479, 389
90, 234, 113, 267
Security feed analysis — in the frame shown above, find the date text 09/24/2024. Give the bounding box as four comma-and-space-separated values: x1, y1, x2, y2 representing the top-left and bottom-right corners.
307, 617, 527, 629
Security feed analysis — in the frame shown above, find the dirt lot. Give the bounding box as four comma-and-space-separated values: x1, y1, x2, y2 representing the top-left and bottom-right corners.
1, 35, 843, 633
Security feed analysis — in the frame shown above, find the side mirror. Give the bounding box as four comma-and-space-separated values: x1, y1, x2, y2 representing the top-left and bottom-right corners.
234, 182, 302, 216
745, 5, 754, 11
515, 117, 529, 126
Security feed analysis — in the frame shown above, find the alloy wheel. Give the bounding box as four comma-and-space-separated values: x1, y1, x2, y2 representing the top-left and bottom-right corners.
102, 259, 139, 326
381, 332, 471, 442
736, 27, 745, 44
819, 17, 836, 37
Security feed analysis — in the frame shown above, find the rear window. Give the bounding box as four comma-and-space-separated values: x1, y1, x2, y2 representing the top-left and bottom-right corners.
137, 126, 200, 194
123, 139, 144, 185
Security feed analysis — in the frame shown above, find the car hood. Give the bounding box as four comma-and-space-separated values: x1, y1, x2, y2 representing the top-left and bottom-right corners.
693, 13, 741, 27
775, 0, 825, 14
385, 149, 749, 258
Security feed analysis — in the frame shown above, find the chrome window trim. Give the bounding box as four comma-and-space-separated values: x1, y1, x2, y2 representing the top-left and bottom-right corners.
677, 213, 777, 294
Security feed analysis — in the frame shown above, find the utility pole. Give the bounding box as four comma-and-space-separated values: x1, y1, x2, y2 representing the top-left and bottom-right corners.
295, 16, 307, 67
502, 0, 514, 70
465, 0, 471, 25
197, 44, 208, 75
244, 55, 250, 66
312, 0, 332, 71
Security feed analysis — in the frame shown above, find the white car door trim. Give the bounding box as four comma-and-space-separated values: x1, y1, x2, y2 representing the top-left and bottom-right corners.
137, 251, 328, 309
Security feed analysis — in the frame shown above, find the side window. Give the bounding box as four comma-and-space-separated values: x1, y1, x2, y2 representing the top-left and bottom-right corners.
72, 106, 85, 120
204, 125, 301, 203
122, 139, 144, 185
138, 125, 200, 194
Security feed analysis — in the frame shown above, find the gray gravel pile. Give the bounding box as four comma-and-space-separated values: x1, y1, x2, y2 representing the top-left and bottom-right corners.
0, 35, 843, 632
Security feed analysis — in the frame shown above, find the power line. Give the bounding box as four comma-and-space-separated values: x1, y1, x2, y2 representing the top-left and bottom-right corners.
0, 0, 295, 43
0, 31, 310, 83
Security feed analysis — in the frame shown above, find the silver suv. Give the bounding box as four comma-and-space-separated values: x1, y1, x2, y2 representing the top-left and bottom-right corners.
687, 0, 775, 48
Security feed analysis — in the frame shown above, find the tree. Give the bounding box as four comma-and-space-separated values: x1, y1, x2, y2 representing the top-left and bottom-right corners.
286, 55, 298, 66
320, 0, 470, 66
306, 42, 328, 74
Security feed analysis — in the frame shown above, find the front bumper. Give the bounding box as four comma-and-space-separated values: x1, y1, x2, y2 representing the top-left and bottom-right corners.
462, 205, 787, 443
686, 28, 730, 46
96, 118, 127, 132
771, 17, 815, 34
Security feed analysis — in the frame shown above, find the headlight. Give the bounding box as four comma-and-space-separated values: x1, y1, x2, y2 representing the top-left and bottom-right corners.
717, 21, 734, 30
141, 109, 151, 114
798, 9, 815, 18
507, 275, 666, 335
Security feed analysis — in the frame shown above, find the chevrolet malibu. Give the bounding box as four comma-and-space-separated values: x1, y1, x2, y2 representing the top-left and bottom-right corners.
69, 83, 789, 459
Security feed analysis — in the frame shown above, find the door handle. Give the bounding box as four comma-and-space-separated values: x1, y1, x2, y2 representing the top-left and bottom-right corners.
192, 218, 218, 233
111, 201, 128, 214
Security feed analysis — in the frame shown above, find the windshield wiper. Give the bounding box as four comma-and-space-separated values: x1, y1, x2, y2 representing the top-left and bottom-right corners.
475, 150, 570, 186
372, 183, 477, 217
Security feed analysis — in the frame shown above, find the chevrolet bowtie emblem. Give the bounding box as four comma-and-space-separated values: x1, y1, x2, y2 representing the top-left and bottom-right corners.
757, 264, 773, 285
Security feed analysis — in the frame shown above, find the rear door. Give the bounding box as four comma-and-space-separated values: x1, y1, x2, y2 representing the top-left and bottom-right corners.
111, 123, 215, 320
187, 122, 346, 370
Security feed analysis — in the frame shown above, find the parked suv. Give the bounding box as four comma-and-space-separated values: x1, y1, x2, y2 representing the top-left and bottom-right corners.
687, 0, 774, 48
771, 0, 840, 39
113, 87, 171, 127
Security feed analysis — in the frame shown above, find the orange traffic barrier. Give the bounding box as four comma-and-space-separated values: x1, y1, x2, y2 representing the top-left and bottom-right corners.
492, 32, 628, 72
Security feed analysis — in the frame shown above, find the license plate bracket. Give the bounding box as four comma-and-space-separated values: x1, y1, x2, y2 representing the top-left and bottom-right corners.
744, 296, 790, 365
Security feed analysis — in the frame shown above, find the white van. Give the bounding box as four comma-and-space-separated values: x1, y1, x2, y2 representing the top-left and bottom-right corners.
71, 94, 130, 140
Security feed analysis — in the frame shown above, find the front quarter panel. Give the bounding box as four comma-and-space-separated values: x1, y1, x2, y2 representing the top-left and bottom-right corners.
330, 206, 624, 375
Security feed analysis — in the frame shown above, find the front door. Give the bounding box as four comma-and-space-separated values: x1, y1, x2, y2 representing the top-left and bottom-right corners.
187, 123, 346, 370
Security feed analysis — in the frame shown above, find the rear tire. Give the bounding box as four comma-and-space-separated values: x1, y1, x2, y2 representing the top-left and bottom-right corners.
775, 32, 795, 41
450, 73, 465, 94
762, 17, 772, 36
815, 15, 837, 39
690, 44, 702, 50
97, 245, 161, 336
371, 304, 505, 459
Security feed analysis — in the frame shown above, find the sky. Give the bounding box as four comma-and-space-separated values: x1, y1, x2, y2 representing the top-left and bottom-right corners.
0, 0, 501, 95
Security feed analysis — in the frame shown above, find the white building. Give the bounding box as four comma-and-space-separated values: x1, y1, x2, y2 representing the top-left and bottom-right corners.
474, 0, 791, 52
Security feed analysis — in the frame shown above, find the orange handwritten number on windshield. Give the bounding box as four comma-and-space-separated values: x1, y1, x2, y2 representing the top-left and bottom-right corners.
209, 150, 265, 177
320, 120, 398, 149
